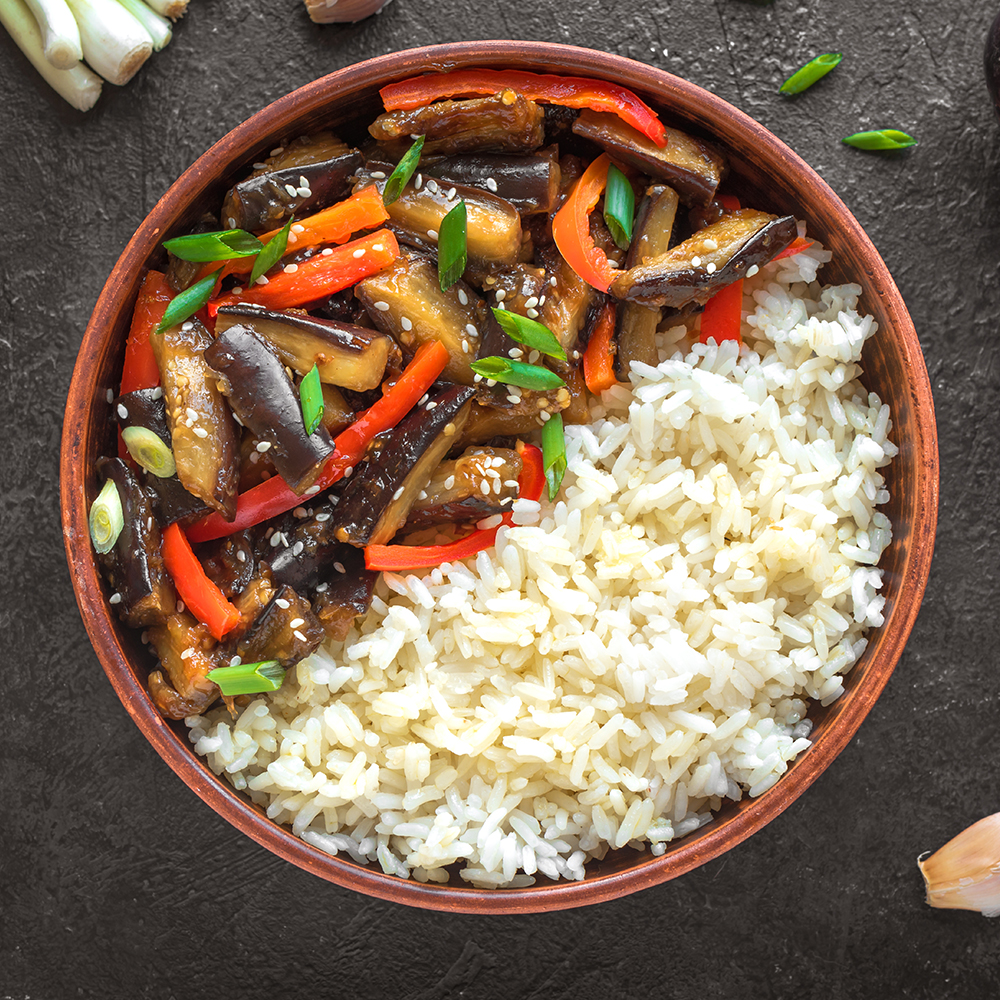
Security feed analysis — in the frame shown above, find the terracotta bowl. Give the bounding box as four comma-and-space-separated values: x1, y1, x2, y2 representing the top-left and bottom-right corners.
61, 41, 938, 913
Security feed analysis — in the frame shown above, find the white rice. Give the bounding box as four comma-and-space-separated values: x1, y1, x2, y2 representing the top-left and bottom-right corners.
188, 240, 896, 887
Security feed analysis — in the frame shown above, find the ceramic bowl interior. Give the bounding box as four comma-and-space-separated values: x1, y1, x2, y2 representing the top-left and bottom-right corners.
61, 41, 938, 913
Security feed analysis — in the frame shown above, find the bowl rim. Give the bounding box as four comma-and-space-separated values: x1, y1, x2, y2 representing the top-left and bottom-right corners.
61, 39, 939, 913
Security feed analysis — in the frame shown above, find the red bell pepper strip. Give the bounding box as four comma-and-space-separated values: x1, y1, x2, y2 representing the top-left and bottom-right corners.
121, 270, 170, 395
185, 340, 450, 543
551, 154, 617, 293
699, 278, 744, 345
208, 229, 399, 316
581, 302, 618, 393
717, 193, 741, 212
772, 235, 812, 261
363, 444, 545, 572
160, 522, 241, 640
380, 69, 668, 148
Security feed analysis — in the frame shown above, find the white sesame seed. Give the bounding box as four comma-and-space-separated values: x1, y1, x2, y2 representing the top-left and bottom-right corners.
256, 275, 269, 285
150, 387, 163, 400
231, 286, 243, 295
418, 393, 429, 405
528, 350, 540, 363
283, 263, 299, 274
106, 389, 114, 404
426, 179, 438, 193
706, 262, 717, 274
292, 542, 304, 557
236, 549, 247, 563
485, 177, 498, 192
691, 255, 702, 267
549, 276, 558, 287
352, 248, 366, 259
256, 441, 272, 452
293, 630, 308, 642
180, 646, 193, 658
746, 264, 760, 277
508, 348, 521, 358
297, 186, 311, 199
270, 532, 283, 548
486, 468, 500, 479
249, 451, 260, 465
373, 244, 384, 252
109, 593, 122, 605
370, 170, 386, 180
344, 466, 354, 477
427, 229, 439, 239
334, 561, 346, 574
465, 323, 477, 338
447, 187, 457, 200
703, 238, 718, 250
181, 321, 194, 332
193, 427, 209, 438
275, 598, 291, 609
315, 582, 328, 592
504, 479, 519, 488
321, 248, 334, 256
291, 224, 305, 234
284, 183, 298, 197
304, 484, 321, 495
526, 308, 539, 319
572, 350, 581, 360
176, 601, 185, 613
524, 296, 538, 309
253, 162, 268, 170
270, 147, 284, 157
116, 403, 128, 420
289, 617, 305, 629
495, 289, 506, 302
444, 475, 455, 490
486, 378, 497, 387
506, 394, 520, 404
480, 478, 490, 493
229, 655, 242, 666
186, 407, 199, 422
373, 300, 390, 312
316, 511, 330, 522
473, 373, 483, 383
414, 173, 423, 190
400, 316, 413, 331
457, 289, 468, 306
496, 302, 506, 311
426, 401, 437, 410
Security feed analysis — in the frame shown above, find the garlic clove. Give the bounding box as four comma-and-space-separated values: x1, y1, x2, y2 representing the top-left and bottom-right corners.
918, 812, 1000, 917
303, 0, 394, 24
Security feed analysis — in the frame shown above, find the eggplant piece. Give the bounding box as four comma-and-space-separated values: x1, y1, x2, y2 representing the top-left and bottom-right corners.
614, 185, 678, 377
482, 264, 548, 319
95, 458, 175, 628
147, 612, 219, 719
537, 243, 597, 354
355, 253, 485, 384
232, 585, 324, 668
266, 497, 343, 593
320, 384, 355, 436
404, 447, 523, 530
610, 210, 798, 309
333, 384, 475, 547
354, 167, 522, 270
215, 304, 395, 392
572, 109, 726, 206
312, 547, 378, 642
222, 143, 363, 233
369, 91, 545, 159
313, 286, 370, 326
199, 531, 258, 600
151, 319, 240, 520
421, 151, 561, 215
204, 325, 335, 496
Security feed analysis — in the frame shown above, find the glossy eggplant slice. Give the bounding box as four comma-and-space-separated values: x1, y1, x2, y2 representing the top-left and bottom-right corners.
614, 184, 678, 376
320, 384, 355, 436
572, 109, 726, 206
204, 325, 335, 495
354, 167, 522, 270
404, 447, 523, 530
370, 90, 545, 159
215, 304, 395, 392
312, 546, 377, 642
355, 253, 484, 384
199, 531, 258, 600
610, 210, 798, 309
95, 457, 176, 628
456, 389, 568, 448
231, 584, 324, 668
266, 497, 343, 593
537, 244, 597, 354
147, 612, 219, 719
333, 384, 475, 546
151, 319, 240, 520
222, 145, 363, 233
422, 151, 560, 215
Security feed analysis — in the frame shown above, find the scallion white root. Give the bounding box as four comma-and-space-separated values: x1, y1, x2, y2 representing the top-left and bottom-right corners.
114, 0, 169, 50
303, 0, 392, 24
0, 0, 101, 109
142, 0, 186, 20
22, 0, 81, 68
64, 0, 151, 85
919, 812, 1000, 917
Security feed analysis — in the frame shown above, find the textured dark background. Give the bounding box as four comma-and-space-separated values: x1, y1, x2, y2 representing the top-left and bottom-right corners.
2, 0, 999, 997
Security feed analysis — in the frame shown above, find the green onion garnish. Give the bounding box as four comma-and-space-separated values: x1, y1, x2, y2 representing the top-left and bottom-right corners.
163, 229, 263, 262
121, 426, 176, 478
155, 270, 219, 335
779, 53, 843, 95
250, 215, 294, 287
542, 411, 567, 501
383, 135, 425, 206
438, 200, 468, 290
299, 363, 324, 436
207, 660, 286, 696
491, 308, 567, 362
842, 129, 917, 150
89, 478, 124, 555
470, 357, 566, 391
603, 163, 635, 251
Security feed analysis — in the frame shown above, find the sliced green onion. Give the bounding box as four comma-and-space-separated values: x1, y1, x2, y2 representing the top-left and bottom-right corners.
299, 363, 324, 436
491, 308, 567, 362
155, 269, 219, 334
382, 135, 425, 206
779, 53, 842, 95
163, 229, 262, 263
250, 215, 293, 286
542, 411, 567, 501
438, 200, 468, 290
206, 660, 286, 696
121, 426, 176, 478
603, 163, 635, 251
89, 478, 124, 554
842, 129, 917, 151
469, 357, 566, 391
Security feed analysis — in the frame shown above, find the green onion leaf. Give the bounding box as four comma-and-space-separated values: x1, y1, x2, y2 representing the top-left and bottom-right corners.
155, 270, 219, 334
121, 426, 176, 479
163, 229, 263, 262
383, 135, 425, 206
542, 411, 567, 501
469, 356, 566, 391
779, 53, 843, 95
842, 129, 917, 151
438, 200, 468, 290
603, 163, 635, 251
299, 363, 324, 436
491, 308, 567, 362
89, 478, 124, 555
207, 660, 286, 696
250, 215, 294, 286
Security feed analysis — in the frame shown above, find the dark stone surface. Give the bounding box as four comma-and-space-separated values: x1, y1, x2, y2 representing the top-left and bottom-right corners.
2, 0, 999, 996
